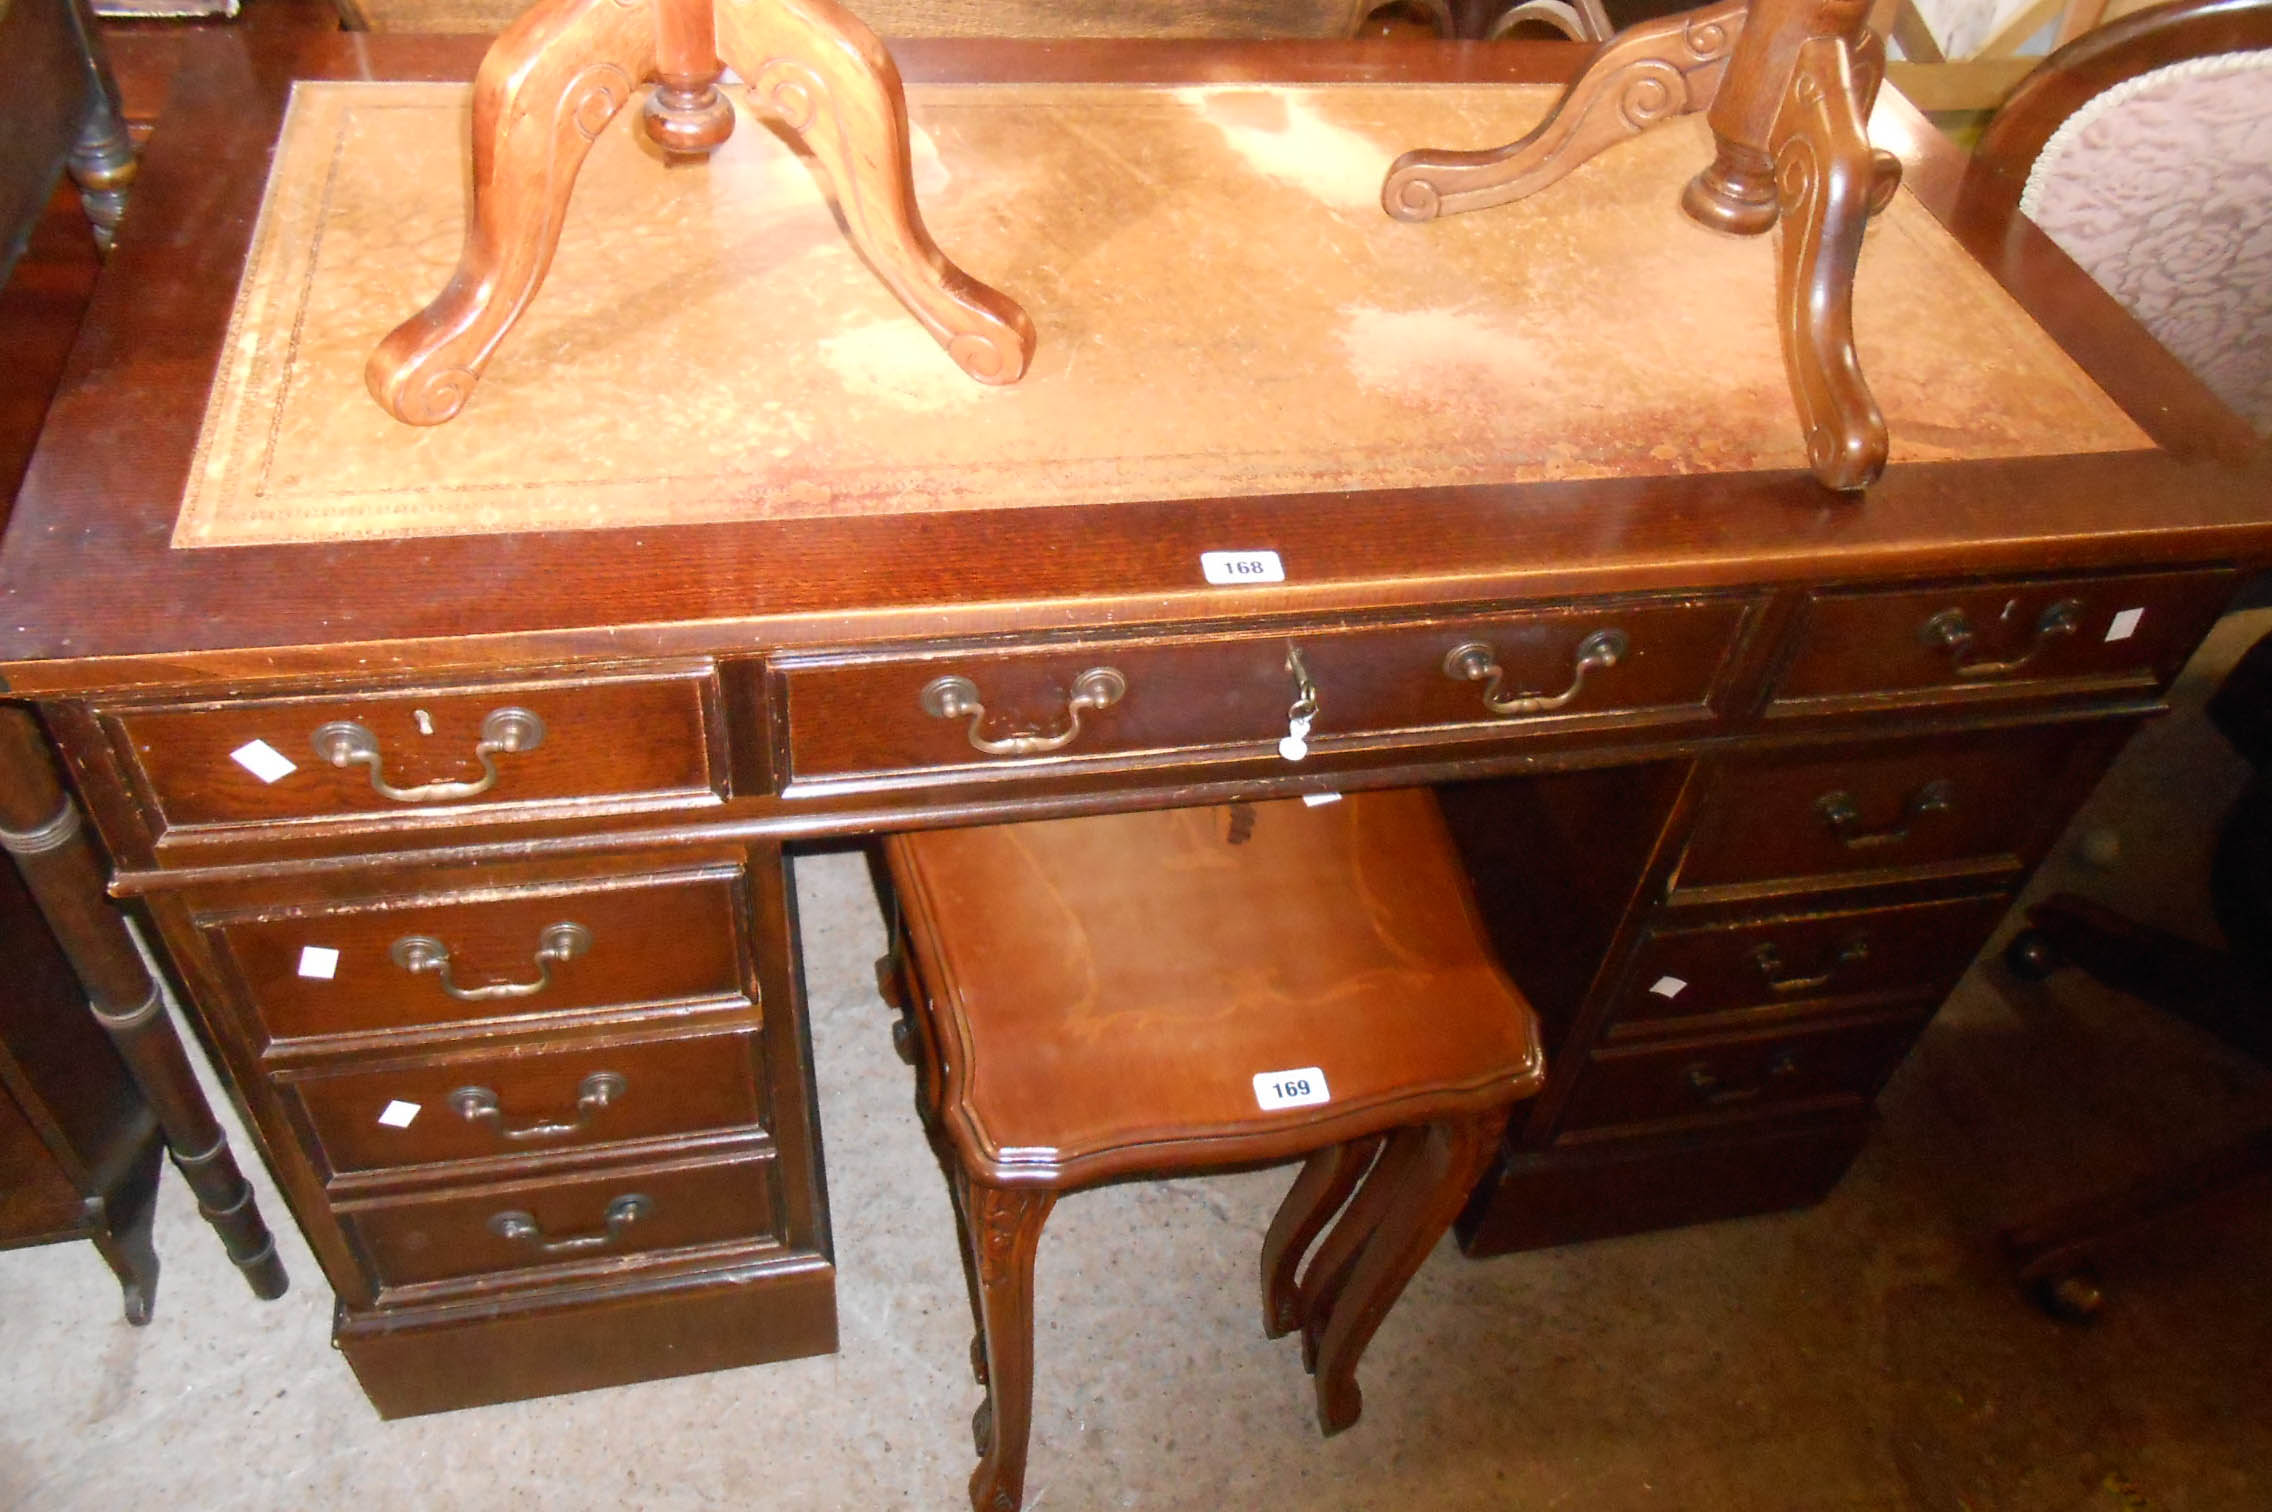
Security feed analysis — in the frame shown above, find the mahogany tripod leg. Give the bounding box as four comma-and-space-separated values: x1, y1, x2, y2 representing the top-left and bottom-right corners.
715, 0, 1036, 384
0, 709, 288, 1304
1763, 31, 1899, 490
1382, 0, 1744, 222
365, 0, 658, 425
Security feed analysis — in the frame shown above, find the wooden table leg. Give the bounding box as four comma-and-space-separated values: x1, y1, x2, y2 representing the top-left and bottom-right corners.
1689, 0, 1901, 489
369, 0, 1033, 427
1295, 1125, 1425, 1374
0, 708, 289, 1304
1261, 1135, 1383, 1339
367, 0, 659, 424
1384, 0, 1905, 492
714, 0, 1036, 384
1382, 0, 1745, 221
959, 1175, 1054, 1512
1309, 1107, 1507, 1436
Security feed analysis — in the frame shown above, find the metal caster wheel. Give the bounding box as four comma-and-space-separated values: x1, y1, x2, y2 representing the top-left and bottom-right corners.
2004, 928, 2066, 982
2028, 1266, 2104, 1321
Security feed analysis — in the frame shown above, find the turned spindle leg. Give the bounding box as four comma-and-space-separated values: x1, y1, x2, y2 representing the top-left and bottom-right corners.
0, 709, 288, 1305
1382, 0, 1745, 221
960, 1177, 1054, 1512
645, 0, 736, 158
365, 0, 658, 425
1260, 1135, 1383, 1339
1310, 1109, 1506, 1437
715, 0, 1036, 384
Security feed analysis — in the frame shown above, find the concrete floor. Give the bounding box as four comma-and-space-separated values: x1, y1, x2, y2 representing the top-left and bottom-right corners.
4, 617, 2269, 1512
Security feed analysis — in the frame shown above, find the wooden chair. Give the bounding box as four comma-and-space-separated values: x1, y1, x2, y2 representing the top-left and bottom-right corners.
876, 791, 1545, 1512
1974, 0, 2272, 434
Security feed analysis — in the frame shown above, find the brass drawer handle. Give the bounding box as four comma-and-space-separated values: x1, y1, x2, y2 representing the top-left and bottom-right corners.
487, 1193, 650, 1256
1748, 935, 1870, 995
450, 1071, 625, 1140
1919, 599, 2082, 679
919, 668, 1127, 757
1684, 1050, 1800, 1106
1814, 779, 1954, 850
1443, 629, 1629, 717
390, 921, 591, 1002
311, 707, 545, 803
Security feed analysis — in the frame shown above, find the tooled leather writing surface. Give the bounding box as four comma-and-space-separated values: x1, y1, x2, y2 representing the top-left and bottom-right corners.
176, 79, 2147, 549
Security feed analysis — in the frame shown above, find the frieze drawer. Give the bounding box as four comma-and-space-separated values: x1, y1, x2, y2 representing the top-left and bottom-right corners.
1669, 722, 2131, 900
101, 663, 728, 841
286, 1024, 768, 1178
1769, 569, 2230, 713
1609, 893, 2009, 1037
774, 596, 1756, 793
340, 1146, 779, 1293
200, 861, 754, 1045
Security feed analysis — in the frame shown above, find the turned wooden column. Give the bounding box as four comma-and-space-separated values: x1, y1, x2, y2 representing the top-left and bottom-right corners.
0, 708, 288, 1303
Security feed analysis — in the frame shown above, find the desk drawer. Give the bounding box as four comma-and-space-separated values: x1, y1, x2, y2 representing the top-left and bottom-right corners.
343, 1148, 778, 1291
1770, 570, 2228, 712
1559, 1014, 1922, 1137
776, 597, 1753, 790
1670, 723, 2125, 898
1611, 893, 2007, 1036
288, 1025, 766, 1177
202, 862, 753, 1044
104, 664, 726, 836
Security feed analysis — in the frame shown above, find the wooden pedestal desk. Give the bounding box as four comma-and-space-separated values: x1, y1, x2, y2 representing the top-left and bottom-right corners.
1, 33, 2264, 1417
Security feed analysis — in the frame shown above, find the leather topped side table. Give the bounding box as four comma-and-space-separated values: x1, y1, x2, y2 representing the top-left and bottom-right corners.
879, 791, 1546, 1511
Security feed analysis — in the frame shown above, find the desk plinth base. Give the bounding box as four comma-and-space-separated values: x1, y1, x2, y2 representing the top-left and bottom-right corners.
1456, 1117, 1868, 1257
335, 1254, 837, 1418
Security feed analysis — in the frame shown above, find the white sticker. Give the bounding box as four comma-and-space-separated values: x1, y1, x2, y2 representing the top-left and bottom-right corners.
1254, 1066, 1330, 1110
1201, 550, 1285, 586
230, 739, 297, 784
1649, 976, 1688, 999
2105, 607, 2145, 643
1301, 792, 1343, 807
296, 946, 340, 980
377, 1100, 421, 1129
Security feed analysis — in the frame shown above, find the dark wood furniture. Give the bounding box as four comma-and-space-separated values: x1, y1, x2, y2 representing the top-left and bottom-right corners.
0, 33, 2264, 1416
2000, 625, 2272, 1319
878, 792, 1546, 1511
0, 0, 135, 262
0, 831, 165, 1322
0, 709, 292, 1304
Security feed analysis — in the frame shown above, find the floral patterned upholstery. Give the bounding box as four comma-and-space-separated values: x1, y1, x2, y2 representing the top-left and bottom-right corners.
2019, 51, 2272, 432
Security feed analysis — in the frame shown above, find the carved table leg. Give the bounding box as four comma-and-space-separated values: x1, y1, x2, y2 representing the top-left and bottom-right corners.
1310, 1108, 1507, 1436
1261, 1134, 1381, 1339
715, 0, 1036, 384
1382, 0, 1744, 221
1761, 29, 1901, 489
0, 709, 288, 1304
959, 1175, 1055, 1512
366, 0, 660, 425
1295, 1126, 1424, 1374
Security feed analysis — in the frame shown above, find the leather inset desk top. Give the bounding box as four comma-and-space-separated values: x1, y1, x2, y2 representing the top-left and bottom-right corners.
177, 80, 2148, 548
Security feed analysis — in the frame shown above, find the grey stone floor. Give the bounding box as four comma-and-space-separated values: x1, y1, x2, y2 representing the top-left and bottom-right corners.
4, 615, 2269, 1512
